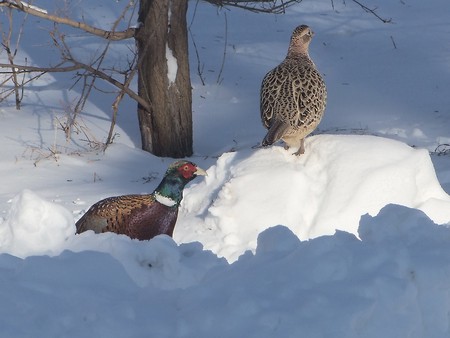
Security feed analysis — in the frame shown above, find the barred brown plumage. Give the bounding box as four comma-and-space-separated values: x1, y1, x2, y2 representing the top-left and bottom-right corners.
75, 161, 207, 240
260, 25, 327, 155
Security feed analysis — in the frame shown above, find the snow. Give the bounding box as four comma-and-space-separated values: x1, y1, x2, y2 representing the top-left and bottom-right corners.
0, 189, 74, 258
1, 0, 450, 336
166, 43, 178, 85
178, 135, 450, 262
167, 3, 178, 85
15, 1, 49, 14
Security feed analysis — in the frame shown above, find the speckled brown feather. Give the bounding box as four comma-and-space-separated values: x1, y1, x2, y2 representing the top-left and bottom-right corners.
260, 25, 327, 155
75, 160, 207, 240
75, 194, 178, 240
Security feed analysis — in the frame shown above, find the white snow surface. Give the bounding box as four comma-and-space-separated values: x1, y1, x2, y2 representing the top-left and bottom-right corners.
1, 0, 450, 336
166, 43, 178, 85
178, 135, 450, 262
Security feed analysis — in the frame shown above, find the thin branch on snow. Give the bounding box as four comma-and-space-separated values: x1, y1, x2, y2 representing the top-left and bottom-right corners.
433, 144, 450, 156
216, 11, 228, 84
106, 59, 138, 150
0, 61, 151, 111
350, 0, 392, 23
1, 6, 25, 109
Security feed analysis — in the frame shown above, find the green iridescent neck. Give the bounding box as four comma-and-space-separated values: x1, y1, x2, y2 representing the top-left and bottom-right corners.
153, 175, 187, 207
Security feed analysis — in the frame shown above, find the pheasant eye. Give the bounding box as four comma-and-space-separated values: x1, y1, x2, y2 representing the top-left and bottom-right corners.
179, 164, 194, 178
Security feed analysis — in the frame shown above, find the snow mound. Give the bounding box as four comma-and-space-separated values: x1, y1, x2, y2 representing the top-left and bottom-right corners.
178, 135, 450, 261
66, 233, 225, 289
3, 204, 450, 337
174, 204, 450, 338
0, 189, 74, 258
0, 191, 223, 289
2, 172, 450, 336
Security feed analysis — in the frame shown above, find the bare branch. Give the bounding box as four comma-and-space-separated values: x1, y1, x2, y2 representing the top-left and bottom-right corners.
68, 60, 150, 112
0, 0, 136, 40
0, 62, 79, 73
105, 64, 137, 149
203, 0, 303, 14
204, 0, 391, 22
216, 11, 227, 84
1, 6, 29, 108
188, 27, 205, 85
104, 39, 139, 149
0, 61, 151, 111
350, 0, 392, 23
433, 144, 450, 156
0, 68, 46, 103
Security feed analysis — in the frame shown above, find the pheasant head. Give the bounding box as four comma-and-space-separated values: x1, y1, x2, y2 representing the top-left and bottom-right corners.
287, 25, 314, 58
153, 160, 207, 207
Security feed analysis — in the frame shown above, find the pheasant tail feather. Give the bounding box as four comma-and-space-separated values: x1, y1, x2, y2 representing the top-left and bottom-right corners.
262, 120, 290, 146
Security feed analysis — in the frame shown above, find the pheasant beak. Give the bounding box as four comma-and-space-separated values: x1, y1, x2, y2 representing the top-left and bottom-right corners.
194, 166, 208, 176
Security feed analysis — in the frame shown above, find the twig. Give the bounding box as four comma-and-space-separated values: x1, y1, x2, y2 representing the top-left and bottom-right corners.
188, 0, 205, 85
105, 52, 139, 149
1, 7, 26, 109
0, 0, 136, 40
216, 11, 227, 84
433, 144, 450, 156
351, 0, 392, 23
0, 61, 151, 111
189, 27, 205, 85
390, 35, 397, 49
189, 0, 200, 28
0, 66, 46, 102
205, 0, 303, 14
103, 26, 139, 146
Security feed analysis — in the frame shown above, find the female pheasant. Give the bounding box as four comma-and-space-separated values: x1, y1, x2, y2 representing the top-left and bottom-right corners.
260, 25, 327, 155
75, 160, 207, 240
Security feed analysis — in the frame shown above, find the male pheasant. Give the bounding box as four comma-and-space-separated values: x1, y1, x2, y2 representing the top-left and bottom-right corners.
260, 25, 327, 155
75, 160, 207, 240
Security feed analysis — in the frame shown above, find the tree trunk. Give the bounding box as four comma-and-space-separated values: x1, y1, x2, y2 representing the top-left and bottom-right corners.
136, 0, 192, 158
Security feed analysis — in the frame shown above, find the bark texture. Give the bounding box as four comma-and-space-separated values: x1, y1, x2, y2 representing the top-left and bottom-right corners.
136, 0, 192, 158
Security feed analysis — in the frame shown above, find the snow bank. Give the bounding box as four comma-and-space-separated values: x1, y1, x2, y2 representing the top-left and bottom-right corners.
1, 136, 450, 337
66, 232, 224, 289
1, 133, 450, 337
174, 204, 450, 338
0, 191, 222, 289
0, 189, 74, 258
2, 135, 449, 268
2, 204, 450, 337
178, 134, 450, 261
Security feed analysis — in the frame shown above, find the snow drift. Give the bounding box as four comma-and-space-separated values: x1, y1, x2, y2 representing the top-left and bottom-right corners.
178, 135, 450, 261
